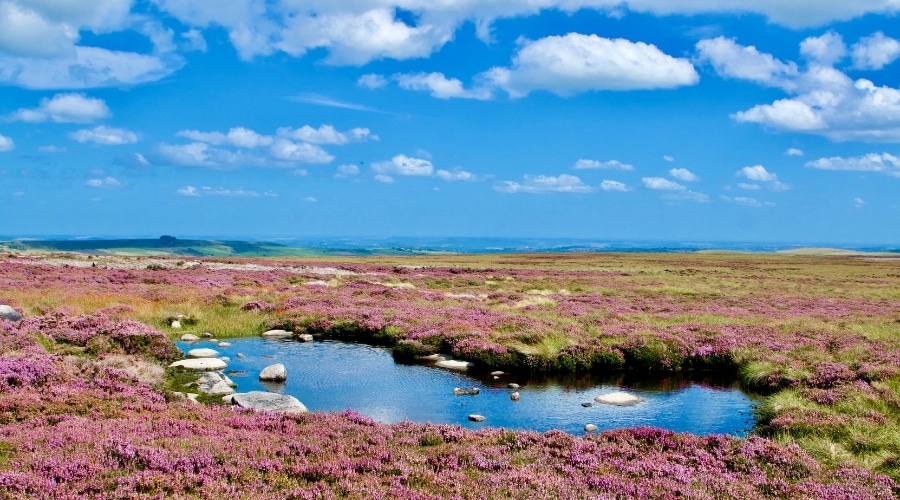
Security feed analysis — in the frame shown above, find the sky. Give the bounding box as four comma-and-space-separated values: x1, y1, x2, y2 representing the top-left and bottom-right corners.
1, 1, 899, 244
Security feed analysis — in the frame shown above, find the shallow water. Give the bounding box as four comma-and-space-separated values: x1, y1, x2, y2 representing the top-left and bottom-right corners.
178, 338, 759, 436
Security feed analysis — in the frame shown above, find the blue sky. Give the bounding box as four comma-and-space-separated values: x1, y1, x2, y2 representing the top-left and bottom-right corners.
1, 1, 899, 244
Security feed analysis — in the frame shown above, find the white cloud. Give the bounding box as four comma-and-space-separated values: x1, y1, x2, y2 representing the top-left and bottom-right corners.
436, 169, 477, 181
372, 155, 434, 176
805, 153, 900, 177
738, 165, 778, 181
395, 72, 491, 100
495, 174, 592, 193
721, 195, 774, 207
287, 93, 378, 112
177, 127, 273, 148
335, 164, 360, 178
269, 139, 334, 164
701, 35, 900, 142
0, 1, 78, 57
176, 186, 277, 197
0, 134, 13, 152
663, 155, 675, 162
85, 176, 121, 188
8, 93, 110, 123
573, 159, 634, 170
799, 31, 847, 65
600, 180, 628, 192
852, 32, 900, 70
38, 145, 66, 153
785, 148, 804, 156
669, 168, 698, 181
737, 182, 760, 190
303, 196, 317, 203
358, 73, 388, 89
277, 125, 377, 145
181, 29, 208, 52
374, 174, 395, 184
664, 190, 710, 203
69, 126, 138, 145
642, 177, 685, 190
485, 33, 698, 98
854, 197, 866, 208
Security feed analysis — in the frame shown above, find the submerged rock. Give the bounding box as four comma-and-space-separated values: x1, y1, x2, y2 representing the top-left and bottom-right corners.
0, 305, 22, 322
453, 387, 480, 396
260, 363, 287, 382
435, 359, 475, 372
187, 348, 219, 358
594, 391, 643, 407
232, 391, 308, 414
169, 358, 227, 371
468, 414, 485, 422
261, 329, 292, 338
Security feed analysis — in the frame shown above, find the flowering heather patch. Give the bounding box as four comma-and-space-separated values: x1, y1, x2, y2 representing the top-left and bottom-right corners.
1, 252, 900, 486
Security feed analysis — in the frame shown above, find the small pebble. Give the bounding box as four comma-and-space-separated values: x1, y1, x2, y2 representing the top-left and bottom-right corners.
581, 402, 592, 408
510, 392, 520, 401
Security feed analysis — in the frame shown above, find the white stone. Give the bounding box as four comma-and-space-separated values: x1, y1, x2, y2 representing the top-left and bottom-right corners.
260, 363, 287, 382
196, 372, 235, 396
218, 342, 231, 347
219, 357, 230, 362
0, 305, 21, 322
171, 320, 182, 329
419, 354, 451, 362
510, 392, 520, 401
584, 424, 598, 433
261, 329, 292, 338
594, 391, 643, 407
232, 391, 308, 414
222, 394, 235, 404
181, 334, 200, 342
306, 280, 328, 287
187, 348, 219, 358
468, 414, 485, 422
169, 358, 227, 371
435, 359, 475, 372
490, 371, 505, 376
297, 334, 313, 342
508, 383, 520, 389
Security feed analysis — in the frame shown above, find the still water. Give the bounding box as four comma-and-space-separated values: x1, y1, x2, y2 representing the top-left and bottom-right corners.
178, 338, 759, 436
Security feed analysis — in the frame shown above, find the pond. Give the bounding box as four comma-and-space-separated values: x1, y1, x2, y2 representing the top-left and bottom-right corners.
177, 338, 760, 436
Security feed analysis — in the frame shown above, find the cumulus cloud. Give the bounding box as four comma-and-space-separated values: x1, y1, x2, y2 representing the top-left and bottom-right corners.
669, 168, 698, 181
0, 134, 13, 152
720, 195, 775, 207
573, 159, 634, 170
486, 33, 698, 97
642, 177, 685, 190
335, 164, 360, 178
495, 174, 592, 193
737, 165, 778, 182
374, 174, 395, 184
600, 180, 628, 192
664, 190, 710, 203
277, 125, 377, 144
358, 73, 388, 89
737, 182, 760, 190
805, 153, 900, 176
785, 148, 804, 156
436, 169, 477, 181
85, 176, 121, 188
177, 186, 277, 197
69, 126, 138, 145
269, 140, 334, 164
8, 93, 110, 123
372, 155, 434, 176
699, 35, 900, 142
394, 72, 491, 100
852, 32, 900, 70
177, 127, 273, 148
181, 29, 208, 52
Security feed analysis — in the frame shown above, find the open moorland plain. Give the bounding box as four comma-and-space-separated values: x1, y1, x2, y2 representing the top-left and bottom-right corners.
1, 251, 899, 498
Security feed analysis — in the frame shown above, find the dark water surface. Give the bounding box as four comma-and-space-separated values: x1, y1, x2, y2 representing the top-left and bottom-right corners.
178, 338, 759, 436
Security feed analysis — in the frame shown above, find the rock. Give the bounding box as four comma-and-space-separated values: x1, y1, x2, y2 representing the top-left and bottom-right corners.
187, 348, 219, 358
219, 357, 230, 362
261, 329, 292, 338
181, 334, 200, 342
259, 363, 287, 382
510, 392, 520, 401
493, 376, 499, 380
208, 339, 218, 343
169, 358, 227, 371
297, 334, 313, 342
170, 320, 182, 329
584, 424, 598, 433
435, 359, 475, 372
222, 394, 235, 404
468, 414, 486, 422
490, 371, 505, 376
218, 342, 231, 347
306, 280, 328, 287
236, 353, 246, 359
0, 305, 22, 322
594, 391, 643, 407
581, 402, 593, 408
173, 392, 200, 404
200, 332, 213, 338
453, 387, 480, 396
196, 372, 236, 396
232, 391, 308, 414
508, 383, 520, 389
419, 353, 451, 362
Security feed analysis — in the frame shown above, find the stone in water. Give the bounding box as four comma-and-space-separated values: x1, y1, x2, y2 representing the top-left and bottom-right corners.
169, 358, 227, 371
187, 348, 219, 358
468, 414, 485, 422
594, 391, 643, 407
260, 363, 287, 382
435, 359, 475, 372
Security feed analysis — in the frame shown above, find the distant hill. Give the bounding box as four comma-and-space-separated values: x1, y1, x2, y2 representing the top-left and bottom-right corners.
0, 237, 321, 257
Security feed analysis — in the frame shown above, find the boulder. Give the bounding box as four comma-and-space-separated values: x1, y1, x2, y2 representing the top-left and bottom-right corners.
453, 387, 480, 396
260, 363, 287, 382
180, 334, 200, 342
232, 391, 308, 414
435, 359, 475, 372
510, 392, 520, 401
0, 305, 22, 322
584, 424, 598, 433
508, 383, 520, 389
261, 329, 292, 338
467, 414, 485, 422
196, 372, 236, 396
171, 320, 182, 329
297, 334, 313, 343
594, 391, 643, 407
187, 348, 219, 358
169, 358, 227, 371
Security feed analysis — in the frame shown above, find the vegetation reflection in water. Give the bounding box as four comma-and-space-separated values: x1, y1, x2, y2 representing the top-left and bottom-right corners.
180, 338, 759, 436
